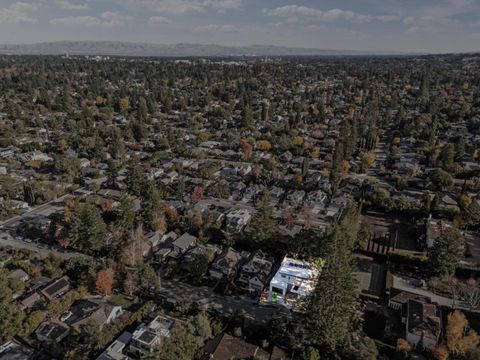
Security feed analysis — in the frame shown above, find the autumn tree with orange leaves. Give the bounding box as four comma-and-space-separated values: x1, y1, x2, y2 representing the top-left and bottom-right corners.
96, 269, 113, 296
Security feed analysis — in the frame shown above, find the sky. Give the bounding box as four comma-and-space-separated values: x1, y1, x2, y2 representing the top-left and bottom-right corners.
0, 0, 479, 53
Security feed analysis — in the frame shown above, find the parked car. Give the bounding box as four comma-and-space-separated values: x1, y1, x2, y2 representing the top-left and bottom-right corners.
60, 311, 73, 322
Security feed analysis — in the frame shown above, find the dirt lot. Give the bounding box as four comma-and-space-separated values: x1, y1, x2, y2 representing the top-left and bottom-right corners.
361, 211, 421, 253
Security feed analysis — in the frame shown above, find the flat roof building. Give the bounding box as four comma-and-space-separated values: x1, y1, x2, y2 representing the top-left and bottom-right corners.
268, 257, 319, 309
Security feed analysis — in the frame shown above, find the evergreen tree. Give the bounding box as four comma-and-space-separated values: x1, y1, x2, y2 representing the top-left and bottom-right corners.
69, 203, 107, 254
330, 141, 344, 194
429, 227, 465, 278
126, 164, 147, 196
250, 190, 276, 245
116, 196, 135, 231
0, 269, 25, 342
305, 204, 359, 355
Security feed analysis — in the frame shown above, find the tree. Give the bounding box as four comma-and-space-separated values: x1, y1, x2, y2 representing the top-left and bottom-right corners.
126, 165, 147, 196
395, 338, 411, 360
190, 185, 204, 204
302, 157, 310, 177
106, 159, 119, 189
241, 105, 252, 128
119, 98, 129, 113
330, 141, 344, 194
123, 272, 135, 296
148, 313, 212, 360
431, 345, 449, 360
116, 196, 135, 231
429, 227, 464, 278
136, 263, 160, 294
446, 310, 480, 357
299, 346, 321, 360
0, 269, 25, 342
65, 257, 97, 287
306, 221, 357, 353
302, 202, 313, 230
22, 310, 46, 336
142, 181, 163, 230
460, 279, 480, 312
431, 168, 453, 191
96, 269, 113, 296
250, 190, 276, 245
257, 140, 272, 152
23, 182, 36, 205
69, 203, 107, 254
305, 204, 359, 354
240, 140, 253, 161
360, 152, 376, 173
185, 253, 210, 280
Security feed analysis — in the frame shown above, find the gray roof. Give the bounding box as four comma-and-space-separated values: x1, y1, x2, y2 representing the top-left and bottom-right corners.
172, 233, 197, 251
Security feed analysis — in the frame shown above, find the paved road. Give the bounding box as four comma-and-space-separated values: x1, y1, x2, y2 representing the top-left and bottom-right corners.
0, 232, 84, 260
0, 192, 84, 260
159, 279, 289, 322
0, 194, 69, 228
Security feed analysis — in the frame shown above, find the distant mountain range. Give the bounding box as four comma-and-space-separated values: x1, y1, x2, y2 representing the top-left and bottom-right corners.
0, 41, 407, 57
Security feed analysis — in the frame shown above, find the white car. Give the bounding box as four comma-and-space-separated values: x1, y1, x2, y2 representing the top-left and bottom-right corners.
60, 311, 73, 322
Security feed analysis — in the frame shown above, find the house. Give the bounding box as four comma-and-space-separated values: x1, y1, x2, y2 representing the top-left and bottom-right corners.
170, 233, 197, 258
0, 340, 36, 360
285, 190, 305, 207
96, 331, 132, 360
225, 208, 252, 231
129, 316, 175, 355
307, 190, 328, 214
269, 186, 284, 204
209, 247, 249, 281
40, 276, 70, 301
155, 232, 179, 260
276, 224, 302, 243
7, 269, 29, 282
98, 189, 123, 201
238, 251, 273, 292
183, 244, 222, 268
388, 289, 430, 324
19, 292, 42, 310
35, 322, 69, 343
65, 300, 123, 329
267, 257, 319, 309
205, 333, 270, 360
406, 299, 441, 351
146, 230, 166, 249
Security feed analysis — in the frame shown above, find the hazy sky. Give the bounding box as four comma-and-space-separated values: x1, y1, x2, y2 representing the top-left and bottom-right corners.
0, 0, 479, 53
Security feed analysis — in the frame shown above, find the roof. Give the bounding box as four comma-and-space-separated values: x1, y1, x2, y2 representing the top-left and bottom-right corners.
210, 334, 270, 360
7, 269, 28, 280
36, 322, 69, 342
66, 299, 121, 327
172, 233, 197, 250
212, 247, 242, 270
20, 292, 41, 309
40, 276, 70, 300
0, 340, 35, 360
390, 290, 429, 305
96, 332, 132, 360
407, 299, 441, 343
277, 257, 317, 280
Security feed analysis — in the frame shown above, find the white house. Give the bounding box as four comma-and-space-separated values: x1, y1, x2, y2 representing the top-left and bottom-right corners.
129, 316, 175, 355
267, 257, 319, 309
225, 208, 252, 231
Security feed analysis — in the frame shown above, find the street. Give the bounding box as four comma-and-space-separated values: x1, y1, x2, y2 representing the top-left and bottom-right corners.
159, 279, 288, 322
